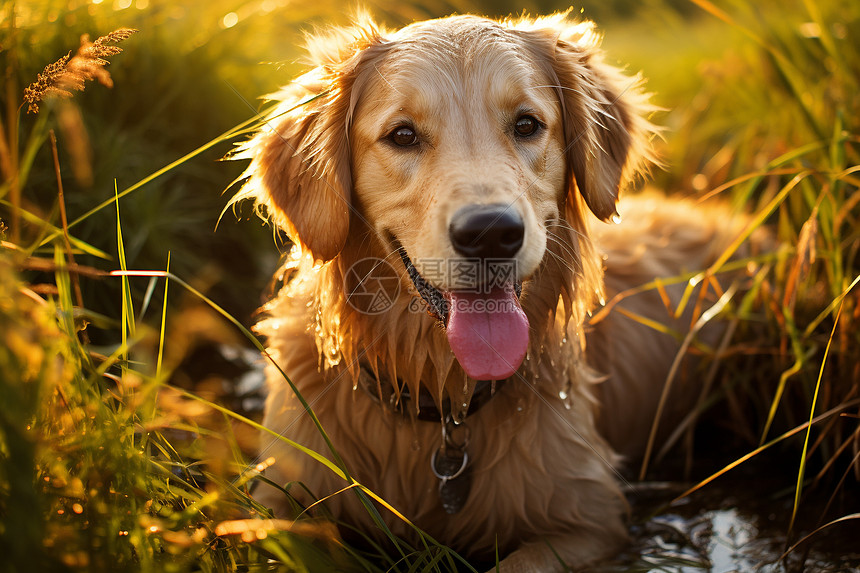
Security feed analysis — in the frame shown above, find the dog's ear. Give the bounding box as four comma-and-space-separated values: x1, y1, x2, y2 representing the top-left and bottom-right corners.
234, 19, 386, 261
518, 15, 657, 222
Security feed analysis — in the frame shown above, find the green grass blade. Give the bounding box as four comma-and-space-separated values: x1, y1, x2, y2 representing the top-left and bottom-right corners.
0, 200, 111, 258
761, 358, 803, 445
38, 113, 266, 248
0, 111, 49, 202
789, 287, 853, 532
53, 245, 75, 337
114, 183, 136, 358
156, 252, 170, 379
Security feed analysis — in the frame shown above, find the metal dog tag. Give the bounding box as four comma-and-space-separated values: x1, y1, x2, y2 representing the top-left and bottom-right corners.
432, 448, 471, 514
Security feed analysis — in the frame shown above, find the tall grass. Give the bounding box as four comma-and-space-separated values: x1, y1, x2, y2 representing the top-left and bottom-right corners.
1, 2, 479, 571
697, 0, 857, 466
1, 0, 859, 571
614, 0, 860, 553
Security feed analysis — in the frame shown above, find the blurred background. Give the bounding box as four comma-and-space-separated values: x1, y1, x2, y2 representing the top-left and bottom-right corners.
8, 0, 856, 326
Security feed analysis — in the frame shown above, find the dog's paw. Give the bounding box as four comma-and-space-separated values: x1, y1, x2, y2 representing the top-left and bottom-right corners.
485, 546, 568, 573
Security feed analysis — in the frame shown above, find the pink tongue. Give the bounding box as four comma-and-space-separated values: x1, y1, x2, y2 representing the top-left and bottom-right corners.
445, 285, 529, 380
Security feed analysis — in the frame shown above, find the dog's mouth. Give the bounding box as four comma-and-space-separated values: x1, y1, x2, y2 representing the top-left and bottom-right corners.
397, 245, 529, 381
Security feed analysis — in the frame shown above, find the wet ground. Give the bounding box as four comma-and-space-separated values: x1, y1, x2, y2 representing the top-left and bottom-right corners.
602, 475, 860, 572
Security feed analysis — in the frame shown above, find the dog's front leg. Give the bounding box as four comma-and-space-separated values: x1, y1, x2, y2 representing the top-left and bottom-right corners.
490, 544, 563, 573
489, 533, 622, 573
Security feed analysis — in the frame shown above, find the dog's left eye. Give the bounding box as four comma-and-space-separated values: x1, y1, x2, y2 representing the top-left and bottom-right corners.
388, 126, 419, 147
514, 115, 541, 138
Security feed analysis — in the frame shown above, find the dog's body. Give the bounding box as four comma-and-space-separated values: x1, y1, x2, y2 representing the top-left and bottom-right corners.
237, 13, 748, 571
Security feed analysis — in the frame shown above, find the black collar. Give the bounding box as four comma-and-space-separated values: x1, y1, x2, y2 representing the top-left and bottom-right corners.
358, 364, 505, 422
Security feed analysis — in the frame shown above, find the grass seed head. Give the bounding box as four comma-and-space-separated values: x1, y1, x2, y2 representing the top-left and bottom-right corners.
23, 28, 138, 114
23, 53, 71, 114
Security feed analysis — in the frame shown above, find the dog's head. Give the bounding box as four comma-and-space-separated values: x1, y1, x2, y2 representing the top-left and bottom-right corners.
237, 12, 655, 381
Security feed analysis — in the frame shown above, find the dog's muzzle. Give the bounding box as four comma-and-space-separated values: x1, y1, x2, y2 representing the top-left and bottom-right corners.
397, 203, 531, 381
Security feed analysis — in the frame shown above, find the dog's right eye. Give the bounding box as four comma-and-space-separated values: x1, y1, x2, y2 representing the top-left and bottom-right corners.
388, 126, 419, 147
514, 115, 541, 138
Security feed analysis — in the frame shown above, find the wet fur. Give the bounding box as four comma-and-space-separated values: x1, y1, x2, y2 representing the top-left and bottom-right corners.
235, 12, 747, 572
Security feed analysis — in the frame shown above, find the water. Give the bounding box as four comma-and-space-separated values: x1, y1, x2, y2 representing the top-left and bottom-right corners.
598, 478, 860, 572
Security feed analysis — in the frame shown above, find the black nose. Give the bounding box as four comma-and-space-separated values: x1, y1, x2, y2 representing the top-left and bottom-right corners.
449, 203, 525, 259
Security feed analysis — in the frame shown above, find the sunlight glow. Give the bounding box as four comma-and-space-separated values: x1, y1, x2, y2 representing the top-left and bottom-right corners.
222, 12, 239, 29
255, 457, 276, 472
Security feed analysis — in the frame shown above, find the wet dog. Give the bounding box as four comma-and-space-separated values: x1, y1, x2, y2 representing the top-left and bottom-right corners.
235, 12, 746, 571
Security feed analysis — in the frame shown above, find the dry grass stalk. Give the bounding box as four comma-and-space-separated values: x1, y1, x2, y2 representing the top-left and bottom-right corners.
48, 130, 84, 312
783, 209, 818, 312
23, 28, 138, 114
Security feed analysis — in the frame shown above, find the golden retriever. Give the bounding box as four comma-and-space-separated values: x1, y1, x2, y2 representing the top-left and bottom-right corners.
234, 12, 748, 572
